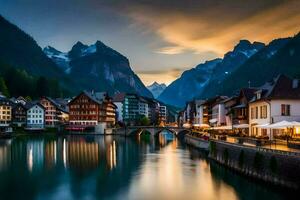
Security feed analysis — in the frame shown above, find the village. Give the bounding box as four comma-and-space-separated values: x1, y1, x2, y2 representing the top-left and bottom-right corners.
0, 90, 172, 135
179, 74, 300, 151
0, 73, 299, 151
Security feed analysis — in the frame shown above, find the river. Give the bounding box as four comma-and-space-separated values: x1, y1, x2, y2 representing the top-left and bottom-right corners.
0, 131, 295, 200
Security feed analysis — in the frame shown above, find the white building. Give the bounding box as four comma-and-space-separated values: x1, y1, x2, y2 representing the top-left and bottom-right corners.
208, 96, 228, 127
194, 100, 205, 125
249, 75, 300, 138
26, 103, 45, 130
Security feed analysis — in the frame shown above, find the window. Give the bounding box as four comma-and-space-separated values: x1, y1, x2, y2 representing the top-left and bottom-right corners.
251, 107, 255, 119
257, 92, 261, 99
255, 107, 258, 119
260, 105, 267, 119
281, 104, 290, 116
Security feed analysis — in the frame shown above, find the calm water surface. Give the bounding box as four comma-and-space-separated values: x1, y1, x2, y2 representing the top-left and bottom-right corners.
0, 132, 295, 200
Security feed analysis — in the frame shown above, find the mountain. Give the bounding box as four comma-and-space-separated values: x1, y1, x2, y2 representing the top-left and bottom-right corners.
0, 15, 63, 77
159, 40, 265, 107
147, 82, 166, 98
43, 46, 71, 73
212, 36, 296, 96
44, 41, 153, 98
199, 40, 265, 98
158, 59, 222, 107
159, 34, 299, 107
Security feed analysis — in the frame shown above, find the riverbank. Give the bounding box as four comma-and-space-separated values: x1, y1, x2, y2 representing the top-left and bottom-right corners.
210, 139, 300, 189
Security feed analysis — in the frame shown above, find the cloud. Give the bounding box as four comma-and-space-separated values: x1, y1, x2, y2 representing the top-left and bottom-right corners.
155, 46, 186, 55
103, 0, 300, 55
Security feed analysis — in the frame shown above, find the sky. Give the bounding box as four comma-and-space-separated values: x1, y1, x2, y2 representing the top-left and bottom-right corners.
0, 0, 300, 86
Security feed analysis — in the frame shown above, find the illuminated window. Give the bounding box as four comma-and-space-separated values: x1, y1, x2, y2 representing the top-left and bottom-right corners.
281, 104, 290, 116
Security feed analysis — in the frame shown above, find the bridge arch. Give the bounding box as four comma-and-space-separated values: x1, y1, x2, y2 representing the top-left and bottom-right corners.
123, 126, 189, 137
155, 128, 177, 137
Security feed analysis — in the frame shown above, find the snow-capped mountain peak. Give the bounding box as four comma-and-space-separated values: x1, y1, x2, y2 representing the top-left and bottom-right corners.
147, 82, 167, 98
43, 46, 71, 73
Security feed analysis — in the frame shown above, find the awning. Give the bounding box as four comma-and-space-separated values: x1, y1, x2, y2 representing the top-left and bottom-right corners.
209, 119, 217, 123
212, 126, 232, 130
265, 121, 300, 129
193, 124, 210, 128
183, 123, 192, 128
254, 123, 270, 128
233, 124, 249, 129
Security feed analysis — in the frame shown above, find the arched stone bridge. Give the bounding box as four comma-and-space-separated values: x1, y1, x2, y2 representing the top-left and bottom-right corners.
115, 126, 190, 137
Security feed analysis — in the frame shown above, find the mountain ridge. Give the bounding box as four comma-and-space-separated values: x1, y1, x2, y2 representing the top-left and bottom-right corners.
44, 41, 153, 98
147, 82, 167, 98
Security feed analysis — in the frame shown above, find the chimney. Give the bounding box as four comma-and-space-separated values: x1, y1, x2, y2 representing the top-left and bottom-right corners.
292, 79, 299, 89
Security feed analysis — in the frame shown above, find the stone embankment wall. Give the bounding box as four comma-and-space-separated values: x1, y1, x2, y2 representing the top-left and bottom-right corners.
209, 140, 300, 189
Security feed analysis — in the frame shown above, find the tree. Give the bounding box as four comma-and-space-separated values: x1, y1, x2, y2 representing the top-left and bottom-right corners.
0, 77, 9, 97
139, 115, 150, 126
36, 76, 49, 97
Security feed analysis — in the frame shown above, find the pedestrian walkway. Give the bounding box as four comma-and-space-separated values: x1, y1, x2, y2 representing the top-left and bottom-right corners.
262, 143, 300, 153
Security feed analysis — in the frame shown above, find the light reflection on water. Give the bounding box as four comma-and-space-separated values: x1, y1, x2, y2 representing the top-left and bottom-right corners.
0, 132, 294, 200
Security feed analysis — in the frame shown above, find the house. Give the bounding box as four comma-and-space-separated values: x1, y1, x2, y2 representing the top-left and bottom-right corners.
230, 88, 257, 132
222, 97, 238, 127
249, 74, 300, 138
11, 96, 27, 105
25, 102, 45, 130
210, 96, 229, 127
201, 96, 228, 127
40, 97, 69, 127
0, 96, 13, 131
54, 98, 70, 123
12, 103, 28, 127
194, 100, 206, 125
68, 91, 116, 127
184, 101, 196, 125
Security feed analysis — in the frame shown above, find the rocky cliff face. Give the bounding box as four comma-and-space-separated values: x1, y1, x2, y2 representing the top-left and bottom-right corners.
158, 59, 222, 107
44, 41, 153, 98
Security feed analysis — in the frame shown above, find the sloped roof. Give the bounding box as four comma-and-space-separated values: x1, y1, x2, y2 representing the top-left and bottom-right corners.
250, 74, 300, 102
42, 96, 69, 113
0, 96, 14, 106
83, 91, 108, 104
240, 88, 258, 102
25, 101, 45, 110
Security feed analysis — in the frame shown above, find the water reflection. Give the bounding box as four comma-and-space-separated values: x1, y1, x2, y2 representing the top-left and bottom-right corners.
0, 134, 294, 200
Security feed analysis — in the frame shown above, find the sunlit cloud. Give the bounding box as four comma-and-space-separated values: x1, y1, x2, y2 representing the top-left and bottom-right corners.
111, 0, 300, 56
155, 46, 186, 55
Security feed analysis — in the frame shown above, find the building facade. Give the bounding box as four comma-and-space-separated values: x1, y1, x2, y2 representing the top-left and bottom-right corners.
249, 75, 300, 138
68, 91, 116, 127
26, 103, 45, 129
12, 103, 27, 127
0, 97, 12, 128
40, 97, 69, 127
